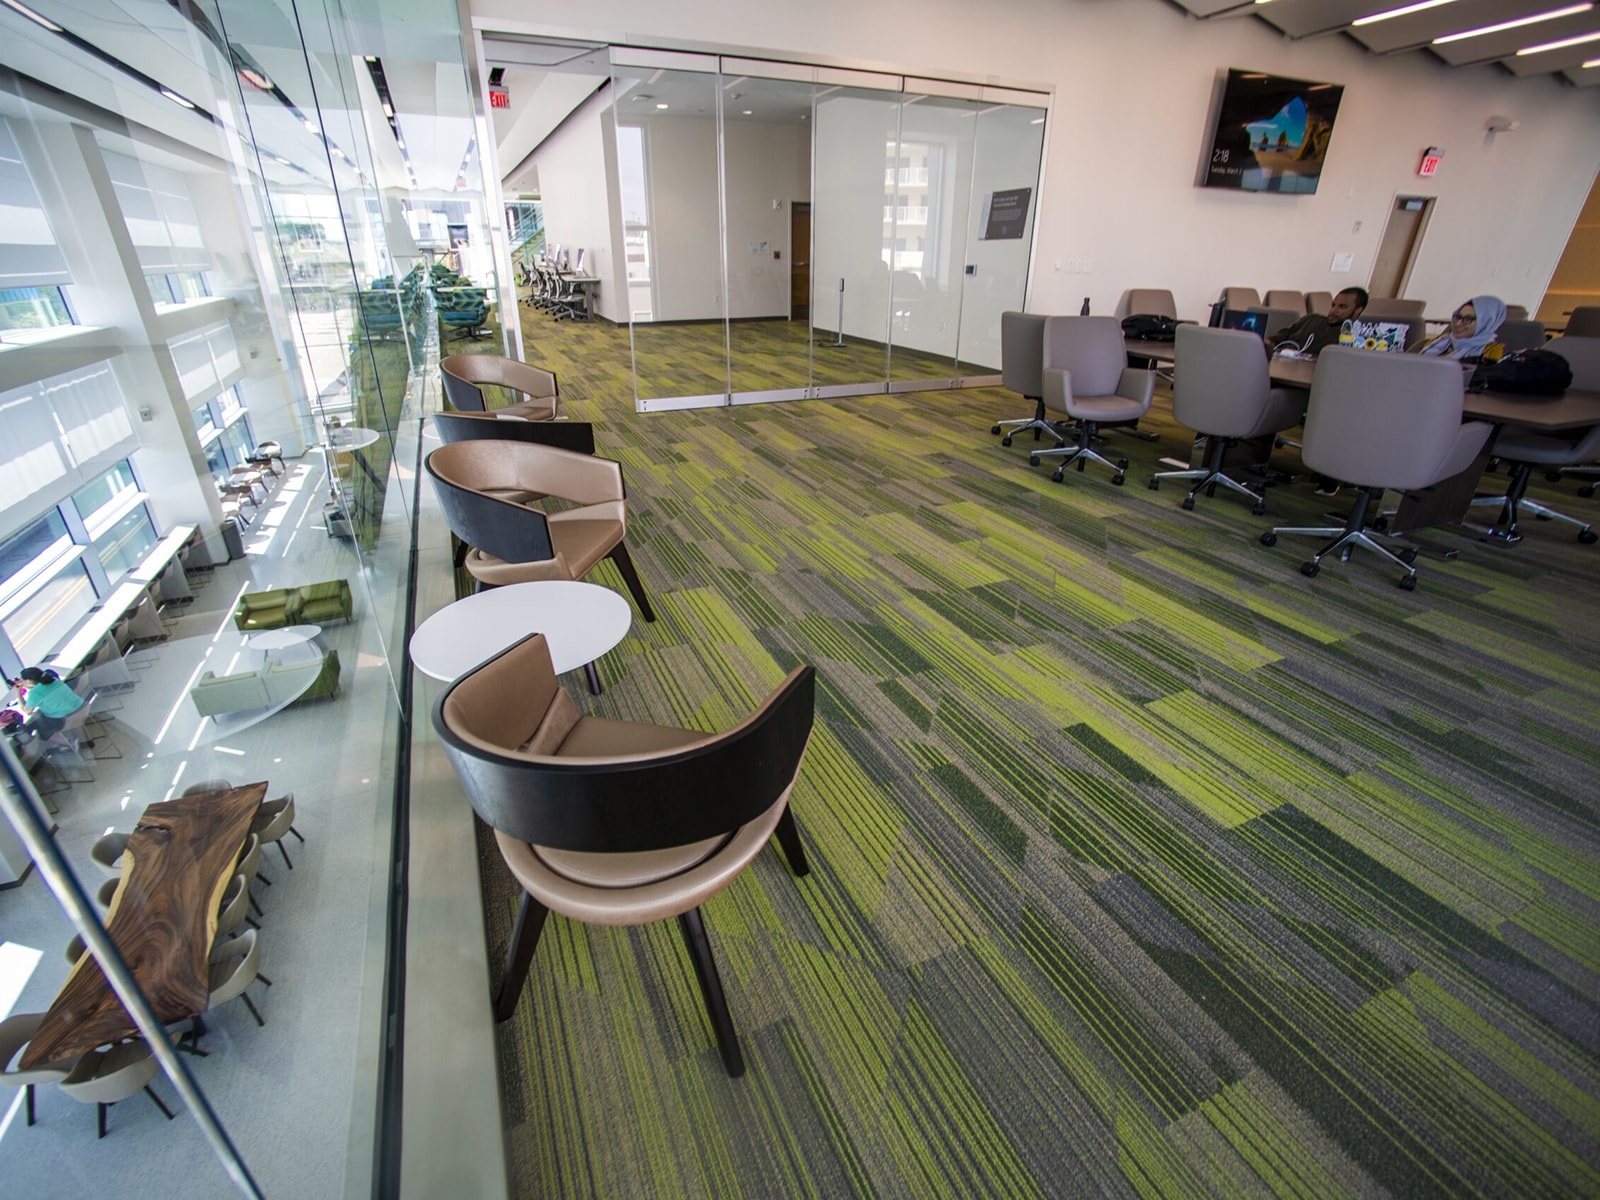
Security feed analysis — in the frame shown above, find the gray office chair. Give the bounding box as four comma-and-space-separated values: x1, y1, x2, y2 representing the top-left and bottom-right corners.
1251, 306, 1303, 340
991, 312, 1058, 447
1260, 348, 1492, 589
1264, 289, 1304, 313
1505, 304, 1529, 322
1469, 336, 1600, 543
1496, 320, 1546, 353
1125, 289, 1177, 319
1563, 307, 1600, 338
1028, 316, 1155, 485
1149, 326, 1303, 513
1304, 291, 1333, 316
1221, 287, 1260, 312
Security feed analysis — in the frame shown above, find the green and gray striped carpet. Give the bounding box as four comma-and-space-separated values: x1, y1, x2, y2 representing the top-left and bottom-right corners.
475, 318, 1600, 1198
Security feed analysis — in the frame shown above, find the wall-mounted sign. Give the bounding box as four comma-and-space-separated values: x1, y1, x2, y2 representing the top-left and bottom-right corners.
979, 188, 1032, 241
489, 89, 509, 109
1418, 147, 1442, 177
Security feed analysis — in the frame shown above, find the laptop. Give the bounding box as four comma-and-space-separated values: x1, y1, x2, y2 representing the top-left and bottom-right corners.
1343, 320, 1409, 353
1219, 309, 1269, 338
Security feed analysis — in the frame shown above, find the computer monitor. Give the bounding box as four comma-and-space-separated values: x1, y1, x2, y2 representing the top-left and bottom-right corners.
1220, 309, 1268, 338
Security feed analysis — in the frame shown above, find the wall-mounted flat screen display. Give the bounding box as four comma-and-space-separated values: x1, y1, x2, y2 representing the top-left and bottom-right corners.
1201, 69, 1344, 195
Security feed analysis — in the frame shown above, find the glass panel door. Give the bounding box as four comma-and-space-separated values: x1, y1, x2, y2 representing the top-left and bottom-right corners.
887, 93, 981, 389
956, 103, 1047, 376
723, 74, 815, 403
612, 55, 730, 409
809, 86, 900, 398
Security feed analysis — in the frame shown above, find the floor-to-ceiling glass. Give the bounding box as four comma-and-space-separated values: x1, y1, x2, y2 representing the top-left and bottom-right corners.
612, 50, 730, 409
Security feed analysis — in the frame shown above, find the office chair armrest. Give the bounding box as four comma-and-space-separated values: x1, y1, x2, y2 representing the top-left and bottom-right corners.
1117, 366, 1155, 406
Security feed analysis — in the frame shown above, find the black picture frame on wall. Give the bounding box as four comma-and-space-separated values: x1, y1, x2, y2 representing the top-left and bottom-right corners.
1199, 68, 1345, 195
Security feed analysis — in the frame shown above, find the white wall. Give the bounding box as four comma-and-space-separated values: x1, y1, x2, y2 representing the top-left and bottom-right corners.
636, 113, 722, 321
470, 0, 1600, 324
529, 89, 625, 322
723, 119, 808, 320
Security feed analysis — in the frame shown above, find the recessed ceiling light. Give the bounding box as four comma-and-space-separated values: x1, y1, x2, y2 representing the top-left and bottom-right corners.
1353, 0, 1458, 27
1515, 25, 1600, 53
1435, 3, 1593, 44
274, 156, 292, 166
364, 55, 377, 63
381, 102, 393, 117
1030, 117, 1044, 124
656, 102, 669, 109
0, 0, 62, 33
160, 88, 196, 109
742, 109, 752, 115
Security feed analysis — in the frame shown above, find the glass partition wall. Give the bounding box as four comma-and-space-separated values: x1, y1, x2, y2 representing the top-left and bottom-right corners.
0, 0, 497, 1196
574, 47, 1047, 410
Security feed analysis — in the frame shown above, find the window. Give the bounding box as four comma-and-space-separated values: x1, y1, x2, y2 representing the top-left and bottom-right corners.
2, 557, 91, 666
72, 462, 139, 526
0, 511, 70, 598
0, 285, 74, 335
92, 506, 157, 579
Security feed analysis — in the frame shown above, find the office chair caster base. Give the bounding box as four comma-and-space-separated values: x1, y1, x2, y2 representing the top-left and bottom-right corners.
1050, 467, 1066, 483
1397, 547, 1418, 565
1111, 474, 1126, 486
1300, 561, 1320, 577
1398, 574, 1417, 591
1370, 515, 1389, 532
1029, 455, 1041, 467
1251, 502, 1267, 517
1000, 436, 1013, 446
1181, 496, 1194, 510
1580, 529, 1598, 544
1147, 477, 1160, 490
991, 424, 1002, 435
1259, 532, 1278, 546
1580, 485, 1596, 498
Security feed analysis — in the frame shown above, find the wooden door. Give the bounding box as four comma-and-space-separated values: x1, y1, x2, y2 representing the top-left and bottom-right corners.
790, 202, 811, 320
1369, 196, 1434, 299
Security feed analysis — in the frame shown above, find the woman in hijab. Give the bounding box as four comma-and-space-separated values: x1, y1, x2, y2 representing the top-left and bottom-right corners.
1419, 295, 1507, 360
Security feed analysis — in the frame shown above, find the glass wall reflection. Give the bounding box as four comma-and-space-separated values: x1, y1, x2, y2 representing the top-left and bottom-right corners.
0, 0, 493, 1193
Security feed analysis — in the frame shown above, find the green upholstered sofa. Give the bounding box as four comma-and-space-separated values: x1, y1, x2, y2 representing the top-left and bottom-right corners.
190, 650, 340, 717
233, 579, 354, 631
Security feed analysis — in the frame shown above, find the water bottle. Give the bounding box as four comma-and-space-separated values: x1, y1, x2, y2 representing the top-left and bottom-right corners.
1080, 297, 1090, 316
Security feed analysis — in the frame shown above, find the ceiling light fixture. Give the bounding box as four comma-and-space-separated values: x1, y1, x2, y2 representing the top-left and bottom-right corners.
656, 102, 668, 109
1434, 3, 1592, 44
1353, 0, 1458, 26
1585, 54, 1600, 64
0, 0, 63, 33
381, 102, 393, 117
1515, 25, 1600, 52
160, 88, 196, 109
741, 108, 752, 115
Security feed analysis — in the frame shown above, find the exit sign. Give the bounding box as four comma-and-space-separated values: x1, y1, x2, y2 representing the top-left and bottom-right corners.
489, 89, 509, 109
1418, 147, 1442, 176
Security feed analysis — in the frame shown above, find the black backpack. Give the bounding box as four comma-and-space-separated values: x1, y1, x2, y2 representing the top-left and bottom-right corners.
1468, 348, 1572, 395
1121, 314, 1179, 342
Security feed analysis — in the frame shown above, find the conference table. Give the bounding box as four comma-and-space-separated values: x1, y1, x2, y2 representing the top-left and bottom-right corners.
19, 782, 266, 1069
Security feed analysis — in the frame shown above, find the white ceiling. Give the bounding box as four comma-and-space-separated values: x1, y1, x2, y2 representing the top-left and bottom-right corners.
1168, 0, 1600, 86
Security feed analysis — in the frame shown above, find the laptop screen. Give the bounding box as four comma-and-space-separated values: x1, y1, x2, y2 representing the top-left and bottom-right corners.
1220, 309, 1268, 338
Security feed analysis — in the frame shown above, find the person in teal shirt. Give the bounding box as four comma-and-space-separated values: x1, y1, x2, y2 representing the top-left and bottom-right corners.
17, 666, 85, 745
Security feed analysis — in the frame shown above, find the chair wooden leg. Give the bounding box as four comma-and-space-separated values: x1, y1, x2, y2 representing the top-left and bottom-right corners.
494, 891, 549, 1023
144, 1085, 175, 1120
773, 805, 811, 877
677, 907, 744, 1078
608, 544, 656, 622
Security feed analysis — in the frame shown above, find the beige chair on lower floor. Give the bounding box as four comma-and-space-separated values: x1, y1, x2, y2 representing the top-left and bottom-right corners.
1304, 291, 1333, 316
1221, 286, 1260, 312
90, 831, 129, 876
0, 1012, 78, 1128
441, 354, 558, 420
1563, 306, 1600, 337
214, 872, 255, 940
181, 778, 233, 796
1125, 289, 1178, 319
433, 631, 816, 1077
1260, 348, 1492, 589
1150, 325, 1303, 514
58, 1036, 180, 1138
1264, 289, 1304, 313
1496, 320, 1546, 353
1028, 316, 1155, 485
252, 793, 303, 870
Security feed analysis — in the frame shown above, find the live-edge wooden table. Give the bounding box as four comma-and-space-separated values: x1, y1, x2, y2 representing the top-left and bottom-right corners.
19, 782, 266, 1069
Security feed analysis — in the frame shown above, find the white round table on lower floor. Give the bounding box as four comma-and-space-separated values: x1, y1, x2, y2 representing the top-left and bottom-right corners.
245, 624, 322, 652
408, 579, 632, 693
